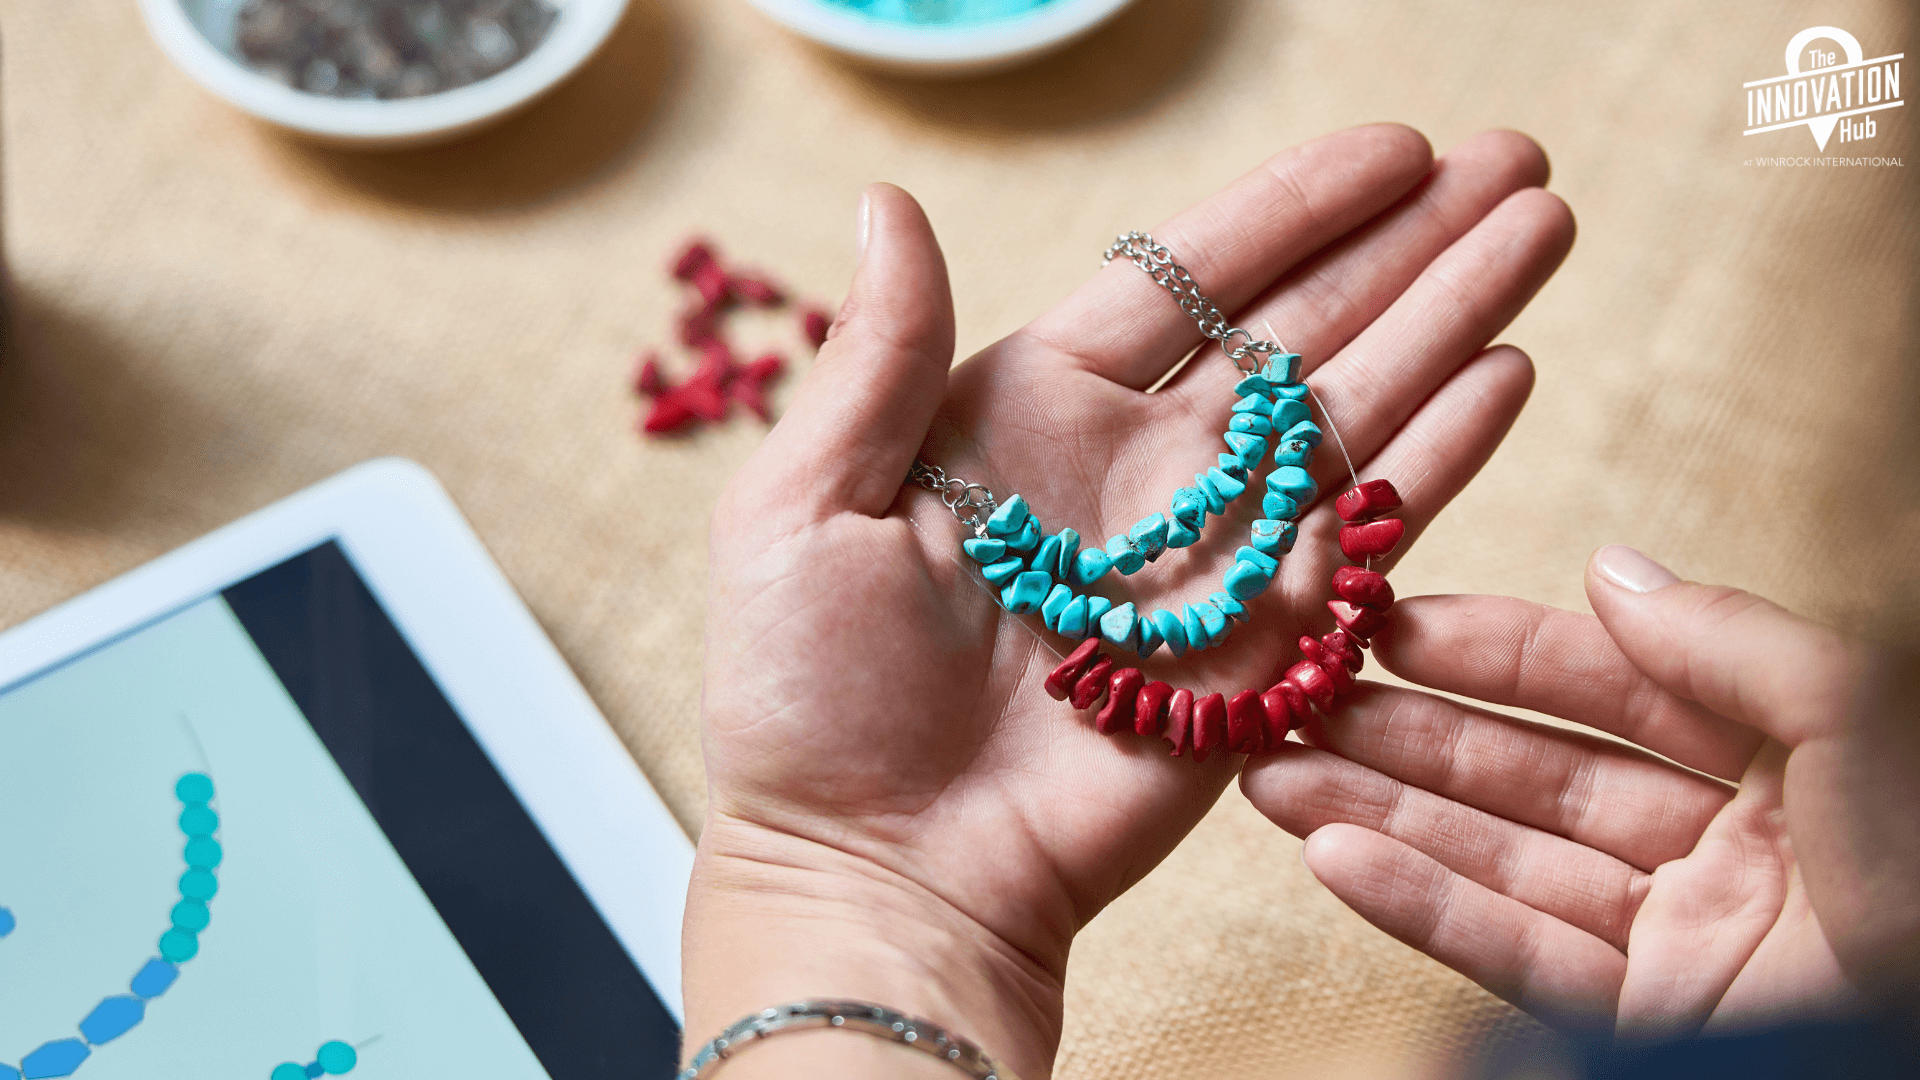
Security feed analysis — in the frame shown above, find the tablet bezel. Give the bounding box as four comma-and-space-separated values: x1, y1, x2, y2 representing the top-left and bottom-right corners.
0, 457, 692, 1026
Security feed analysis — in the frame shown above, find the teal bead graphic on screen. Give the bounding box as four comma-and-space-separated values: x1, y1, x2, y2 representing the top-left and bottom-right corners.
78, 997, 145, 1045
157, 928, 198, 963
170, 899, 211, 933
174, 773, 215, 803
0, 907, 13, 937
315, 1042, 357, 1075
184, 837, 223, 870
179, 869, 219, 902
271, 1066, 307, 1080
129, 960, 178, 999
178, 805, 219, 837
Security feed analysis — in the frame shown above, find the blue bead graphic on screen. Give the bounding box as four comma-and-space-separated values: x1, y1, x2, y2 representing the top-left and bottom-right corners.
1, 1065, 19, 1080
129, 959, 179, 999
0, 907, 14, 937
19, 1040, 89, 1079
77, 998, 144, 1045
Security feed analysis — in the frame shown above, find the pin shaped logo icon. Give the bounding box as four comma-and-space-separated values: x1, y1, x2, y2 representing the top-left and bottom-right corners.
1743, 26, 1904, 151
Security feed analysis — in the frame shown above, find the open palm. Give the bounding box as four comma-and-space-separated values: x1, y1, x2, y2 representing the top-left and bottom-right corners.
693, 125, 1574, 1072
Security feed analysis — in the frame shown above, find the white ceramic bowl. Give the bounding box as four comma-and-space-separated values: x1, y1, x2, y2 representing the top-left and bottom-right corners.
138, 0, 630, 147
745, 0, 1138, 76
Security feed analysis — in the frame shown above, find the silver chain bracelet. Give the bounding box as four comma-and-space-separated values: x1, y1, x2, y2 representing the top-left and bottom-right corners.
678, 999, 1021, 1080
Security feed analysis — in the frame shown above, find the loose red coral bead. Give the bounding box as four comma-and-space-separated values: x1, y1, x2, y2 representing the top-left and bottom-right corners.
1284, 660, 1336, 710
1136, 680, 1175, 738
1328, 600, 1390, 642
1339, 518, 1406, 562
1097, 668, 1146, 734
1321, 630, 1365, 672
1259, 685, 1294, 747
1163, 688, 1195, 757
1335, 479, 1403, 522
1192, 693, 1227, 762
1331, 566, 1395, 610
1226, 690, 1268, 754
1070, 657, 1116, 710
1045, 639, 1101, 701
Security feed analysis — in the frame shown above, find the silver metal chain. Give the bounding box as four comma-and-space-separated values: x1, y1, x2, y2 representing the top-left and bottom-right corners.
908, 232, 1282, 512
1103, 230, 1286, 375
678, 999, 1020, 1080
908, 459, 996, 536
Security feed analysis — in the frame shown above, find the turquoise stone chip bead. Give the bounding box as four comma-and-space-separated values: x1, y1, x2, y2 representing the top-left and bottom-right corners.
1006, 516, 1042, 553
1057, 594, 1090, 638
1271, 397, 1311, 431
1002, 570, 1052, 614
1128, 513, 1170, 562
1228, 413, 1273, 436
1072, 546, 1113, 587
1262, 352, 1303, 383
1150, 608, 1188, 658
1054, 528, 1081, 579
1230, 393, 1271, 415
1272, 382, 1310, 401
1105, 533, 1147, 575
1272, 439, 1315, 468
1194, 474, 1228, 514
1205, 466, 1247, 501
1224, 431, 1267, 468
1209, 590, 1248, 621
1282, 420, 1323, 447
1181, 604, 1210, 650
1194, 600, 1229, 641
1237, 545, 1280, 575
1223, 560, 1272, 601
1032, 536, 1062, 581
1099, 602, 1139, 649
1269, 465, 1317, 503
1250, 518, 1299, 554
984, 494, 1029, 538
963, 537, 1007, 563
1262, 491, 1300, 520
1165, 515, 1200, 548
1084, 595, 1113, 633
1216, 454, 1250, 481
1232, 374, 1278, 400
1135, 617, 1163, 658
1171, 487, 1208, 527
982, 557, 1024, 585
1041, 584, 1075, 630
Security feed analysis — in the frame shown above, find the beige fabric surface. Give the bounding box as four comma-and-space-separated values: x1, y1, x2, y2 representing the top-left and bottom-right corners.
2, 0, 1914, 1075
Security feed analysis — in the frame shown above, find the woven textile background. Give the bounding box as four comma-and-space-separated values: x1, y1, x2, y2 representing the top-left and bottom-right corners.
1, 1, 1914, 1075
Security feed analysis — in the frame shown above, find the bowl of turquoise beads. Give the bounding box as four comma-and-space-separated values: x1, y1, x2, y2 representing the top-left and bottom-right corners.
743, 0, 1139, 75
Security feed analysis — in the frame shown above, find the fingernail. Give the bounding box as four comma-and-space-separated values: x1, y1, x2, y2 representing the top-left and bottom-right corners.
1596, 545, 1679, 593
855, 190, 872, 264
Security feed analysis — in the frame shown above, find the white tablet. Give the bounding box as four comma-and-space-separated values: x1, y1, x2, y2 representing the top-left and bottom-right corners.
0, 458, 692, 1080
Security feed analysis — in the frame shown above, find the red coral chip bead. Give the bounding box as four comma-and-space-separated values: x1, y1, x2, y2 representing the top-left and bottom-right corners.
1097, 668, 1146, 735
1335, 479, 1403, 522
1339, 518, 1406, 562
1226, 690, 1268, 754
1070, 657, 1116, 710
1192, 693, 1227, 763
1331, 566, 1395, 610
1284, 660, 1337, 710
803, 308, 832, 348
672, 241, 714, 281
1163, 688, 1195, 757
1135, 680, 1175, 738
1045, 640, 1102, 701
731, 275, 784, 306
1299, 635, 1338, 672
1274, 679, 1310, 722
1259, 685, 1294, 747
1320, 629, 1365, 673
1328, 600, 1390, 642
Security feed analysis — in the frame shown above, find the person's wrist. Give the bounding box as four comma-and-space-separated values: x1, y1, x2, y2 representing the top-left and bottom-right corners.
682, 812, 1063, 1080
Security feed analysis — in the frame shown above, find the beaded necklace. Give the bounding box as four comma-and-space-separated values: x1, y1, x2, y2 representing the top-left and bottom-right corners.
907, 234, 1406, 762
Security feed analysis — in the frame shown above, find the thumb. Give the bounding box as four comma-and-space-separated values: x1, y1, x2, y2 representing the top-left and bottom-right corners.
749, 183, 956, 522
1585, 545, 1862, 746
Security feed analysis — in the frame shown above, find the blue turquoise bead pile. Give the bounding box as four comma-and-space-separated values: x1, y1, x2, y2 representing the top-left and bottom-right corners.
961, 353, 1322, 659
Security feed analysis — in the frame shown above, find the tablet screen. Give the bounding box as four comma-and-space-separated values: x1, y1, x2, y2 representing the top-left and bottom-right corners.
0, 542, 680, 1080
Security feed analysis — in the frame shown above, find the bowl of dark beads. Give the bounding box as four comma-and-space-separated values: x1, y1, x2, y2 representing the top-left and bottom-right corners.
140, 0, 631, 145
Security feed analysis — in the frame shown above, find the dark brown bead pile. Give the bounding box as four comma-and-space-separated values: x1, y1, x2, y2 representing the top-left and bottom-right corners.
235, 0, 558, 99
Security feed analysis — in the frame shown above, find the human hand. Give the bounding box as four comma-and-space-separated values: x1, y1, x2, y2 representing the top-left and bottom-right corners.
1242, 545, 1920, 1039
689, 125, 1575, 1077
